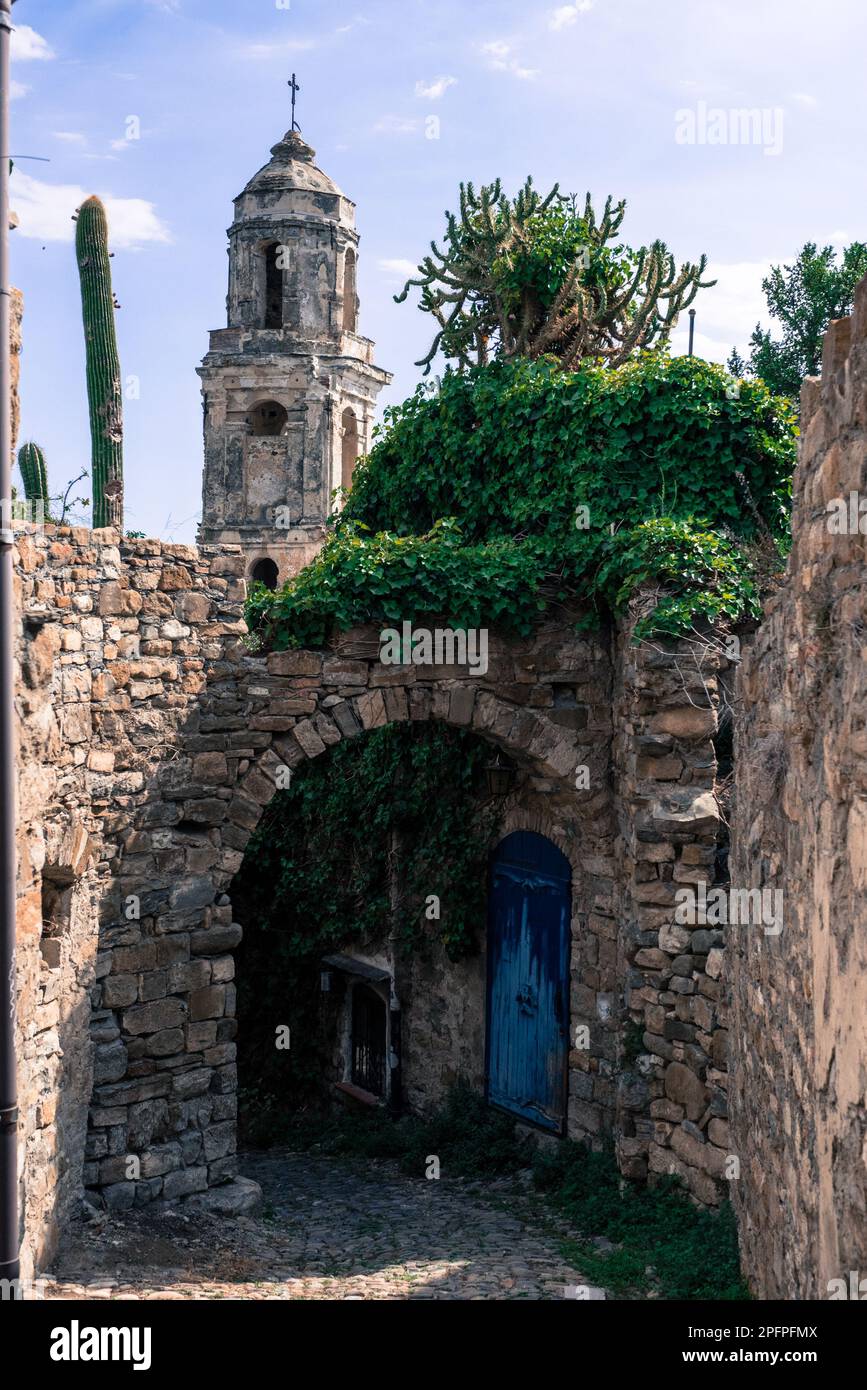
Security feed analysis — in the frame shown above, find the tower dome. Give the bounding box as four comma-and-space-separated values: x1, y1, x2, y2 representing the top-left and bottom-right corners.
241, 128, 345, 199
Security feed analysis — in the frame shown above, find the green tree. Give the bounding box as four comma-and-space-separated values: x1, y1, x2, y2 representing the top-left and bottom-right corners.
397, 178, 715, 373
728, 241, 867, 399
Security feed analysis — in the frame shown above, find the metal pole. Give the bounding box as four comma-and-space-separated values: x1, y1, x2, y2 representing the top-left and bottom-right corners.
0, 0, 20, 1287
688, 307, 696, 358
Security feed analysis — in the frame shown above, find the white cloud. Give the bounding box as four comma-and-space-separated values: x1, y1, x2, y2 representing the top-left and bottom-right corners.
669, 260, 775, 365
10, 172, 171, 250
11, 24, 54, 62
53, 132, 87, 145
482, 40, 538, 81
373, 115, 420, 134
10, 80, 30, 101
336, 15, 371, 34
241, 38, 316, 59
379, 258, 418, 279
483, 40, 509, 63
415, 75, 457, 101
791, 92, 818, 108
549, 2, 593, 30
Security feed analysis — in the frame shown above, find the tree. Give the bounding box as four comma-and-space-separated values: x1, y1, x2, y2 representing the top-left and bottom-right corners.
396, 177, 715, 373
728, 241, 867, 399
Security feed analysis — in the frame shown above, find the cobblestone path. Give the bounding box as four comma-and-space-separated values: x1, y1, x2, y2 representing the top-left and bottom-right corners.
41, 1150, 595, 1301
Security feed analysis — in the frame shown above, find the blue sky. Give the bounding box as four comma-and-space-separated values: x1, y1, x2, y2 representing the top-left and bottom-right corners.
9, 0, 867, 541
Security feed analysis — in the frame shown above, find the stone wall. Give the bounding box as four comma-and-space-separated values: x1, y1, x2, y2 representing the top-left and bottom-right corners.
13, 525, 739, 1279
13, 526, 245, 1281
730, 287, 867, 1298
613, 618, 733, 1203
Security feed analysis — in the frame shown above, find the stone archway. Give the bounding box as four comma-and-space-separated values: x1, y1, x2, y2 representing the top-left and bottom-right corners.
85, 616, 620, 1208
14, 528, 730, 1254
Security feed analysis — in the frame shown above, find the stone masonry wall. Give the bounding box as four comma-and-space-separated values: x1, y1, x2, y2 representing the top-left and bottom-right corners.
613, 619, 733, 1204
13, 526, 245, 1281
730, 287, 867, 1298
14, 525, 738, 1279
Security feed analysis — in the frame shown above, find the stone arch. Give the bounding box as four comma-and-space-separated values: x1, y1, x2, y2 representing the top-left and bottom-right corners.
249, 557, 279, 590
496, 802, 585, 884
248, 400, 288, 437
342, 248, 357, 333
220, 675, 603, 1132
203, 659, 611, 896
79, 616, 624, 1211
340, 407, 359, 490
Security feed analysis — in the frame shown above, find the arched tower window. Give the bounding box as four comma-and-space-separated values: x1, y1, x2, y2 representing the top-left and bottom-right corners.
341, 408, 359, 490
250, 557, 279, 590
249, 400, 288, 437
342, 248, 357, 333
263, 241, 284, 328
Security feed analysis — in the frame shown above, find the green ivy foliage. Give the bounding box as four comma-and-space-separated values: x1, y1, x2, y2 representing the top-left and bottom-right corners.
247, 354, 797, 650
232, 724, 500, 1119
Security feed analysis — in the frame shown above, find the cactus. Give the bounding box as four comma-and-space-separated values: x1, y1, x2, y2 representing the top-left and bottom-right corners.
17, 441, 51, 521
75, 196, 123, 529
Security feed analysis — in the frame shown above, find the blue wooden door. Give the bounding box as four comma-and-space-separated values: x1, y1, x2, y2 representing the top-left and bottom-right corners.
486, 831, 571, 1133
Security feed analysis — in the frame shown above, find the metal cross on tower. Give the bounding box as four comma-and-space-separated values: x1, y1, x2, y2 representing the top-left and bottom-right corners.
288, 73, 300, 132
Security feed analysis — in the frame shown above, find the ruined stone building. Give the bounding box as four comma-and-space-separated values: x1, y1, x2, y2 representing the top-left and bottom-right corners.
197, 127, 391, 586
8, 118, 866, 1300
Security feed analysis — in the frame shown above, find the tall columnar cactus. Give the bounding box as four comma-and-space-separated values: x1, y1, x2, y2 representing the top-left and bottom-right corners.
17, 441, 51, 520
75, 196, 123, 529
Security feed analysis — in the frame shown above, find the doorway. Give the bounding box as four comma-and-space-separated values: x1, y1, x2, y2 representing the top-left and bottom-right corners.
486, 831, 571, 1133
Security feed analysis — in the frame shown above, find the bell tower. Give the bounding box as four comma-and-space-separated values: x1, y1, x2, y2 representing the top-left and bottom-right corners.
197, 124, 391, 584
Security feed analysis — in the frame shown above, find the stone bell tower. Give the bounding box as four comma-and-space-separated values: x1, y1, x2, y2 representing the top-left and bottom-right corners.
197, 125, 391, 585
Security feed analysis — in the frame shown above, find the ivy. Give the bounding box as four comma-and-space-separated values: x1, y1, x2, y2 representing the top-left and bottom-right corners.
246, 353, 797, 650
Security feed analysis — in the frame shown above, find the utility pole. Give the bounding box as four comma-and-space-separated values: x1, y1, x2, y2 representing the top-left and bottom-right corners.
0, 0, 20, 1287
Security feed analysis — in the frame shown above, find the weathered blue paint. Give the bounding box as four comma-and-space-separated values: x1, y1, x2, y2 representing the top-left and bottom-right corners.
486, 831, 571, 1133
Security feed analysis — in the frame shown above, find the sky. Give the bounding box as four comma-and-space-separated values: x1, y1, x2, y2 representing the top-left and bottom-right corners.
9, 0, 867, 541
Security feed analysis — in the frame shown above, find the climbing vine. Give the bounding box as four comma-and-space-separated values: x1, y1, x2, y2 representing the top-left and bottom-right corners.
246, 354, 797, 650
232, 723, 501, 1122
